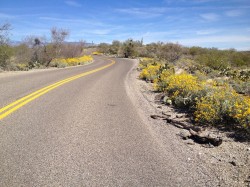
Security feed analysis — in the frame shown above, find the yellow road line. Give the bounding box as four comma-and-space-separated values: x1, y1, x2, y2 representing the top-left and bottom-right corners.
0, 59, 115, 120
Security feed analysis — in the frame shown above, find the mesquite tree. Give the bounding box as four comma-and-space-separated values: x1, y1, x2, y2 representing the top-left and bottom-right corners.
0, 23, 12, 69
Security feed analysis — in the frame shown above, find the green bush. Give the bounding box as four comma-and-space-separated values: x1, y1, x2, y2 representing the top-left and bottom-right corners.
50, 60, 68, 68
0, 45, 13, 69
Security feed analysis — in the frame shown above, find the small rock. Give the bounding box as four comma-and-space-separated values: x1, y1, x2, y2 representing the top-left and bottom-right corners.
229, 161, 237, 166
208, 133, 220, 138
157, 106, 162, 109
150, 115, 166, 120
189, 129, 198, 136
163, 96, 169, 103
176, 114, 184, 118
202, 144, 215, 148
199, 131, 209, 137
171, 114, 176, 119
162, 111, 171, 117
186, 139, 195, 145
179, 130, 191, 140
247, 148, 250, 151
245, 176, 250, 183
174, 118, 188, 122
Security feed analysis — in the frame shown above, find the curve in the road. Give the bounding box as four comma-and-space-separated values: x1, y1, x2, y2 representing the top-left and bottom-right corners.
0, 59, 115, 120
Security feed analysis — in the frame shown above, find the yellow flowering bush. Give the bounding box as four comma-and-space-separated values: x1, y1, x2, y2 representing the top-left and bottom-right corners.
195, 89, 225, 124
138, 60, 250, 131
16, 63, 29, 71
138, 57, 155, 69
51, 55, 93, 68
229, 96, 250, 129
163, 73, 202, 94
156, 72, 205, 108
195, 87, 250, 129
139, 63, 161, 81
154, 69, 174, 91
92, 51, 103, 55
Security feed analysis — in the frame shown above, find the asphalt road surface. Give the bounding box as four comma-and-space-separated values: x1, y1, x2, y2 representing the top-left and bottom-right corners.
0, 56, 214, 186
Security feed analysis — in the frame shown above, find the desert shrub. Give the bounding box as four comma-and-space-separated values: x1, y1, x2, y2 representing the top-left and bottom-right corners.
231, 97, 250, 129
92, 51, 103, 55
78, 55, 93, 65
137, 44, 250, 133
122, 39, 137, 58
158, 43, 183, 62
195, 53, 229, 70
229, 51, 250, 67
50, 55, 93, 68
16, 63, 29, 71
230, 80, 250, 96
109, 40, 121, 55
154, 69, 175, 91
0, 45, 13, 69
221, 69, 250, 82
50, 59, 68, 68
139, 63, 161, 81
195, 87, 250, 129
156, 73, 204, 109
66, 58, 78, 66
175, 58, 197, 72
138, 57, 155, 69
3, 60, 19, 71
193, 70, 209, 81
189, 46, 206, 56
154, 67, 250, 129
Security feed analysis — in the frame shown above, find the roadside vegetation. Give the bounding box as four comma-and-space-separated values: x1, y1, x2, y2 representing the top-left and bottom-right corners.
50, 56, 93, 68
97, 39, 250, 134
0, 23, 92, 71
139, 58, 249, 132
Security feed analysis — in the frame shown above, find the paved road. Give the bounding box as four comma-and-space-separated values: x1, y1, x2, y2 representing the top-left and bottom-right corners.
0, 56, 214, 186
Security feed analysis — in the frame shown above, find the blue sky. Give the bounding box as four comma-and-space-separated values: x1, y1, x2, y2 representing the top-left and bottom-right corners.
0, 0, 250, 50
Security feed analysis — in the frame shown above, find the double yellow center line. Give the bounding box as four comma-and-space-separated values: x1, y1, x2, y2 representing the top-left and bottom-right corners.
0, 59, 115, 120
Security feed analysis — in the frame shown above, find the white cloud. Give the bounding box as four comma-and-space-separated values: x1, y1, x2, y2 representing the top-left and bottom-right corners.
39, 16, 105, 26
91, 29, 111, 35
200, 13, 219, 21
80, 29, 111, 35
196, 29, 221, 35
0, 13, 15, 19
164, 0, 216, 3
175, 35, 250, 45
65, 0, 82, 7
189, 0, 216, 2
225, 10, 243, 17
116, 8, 166, 18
